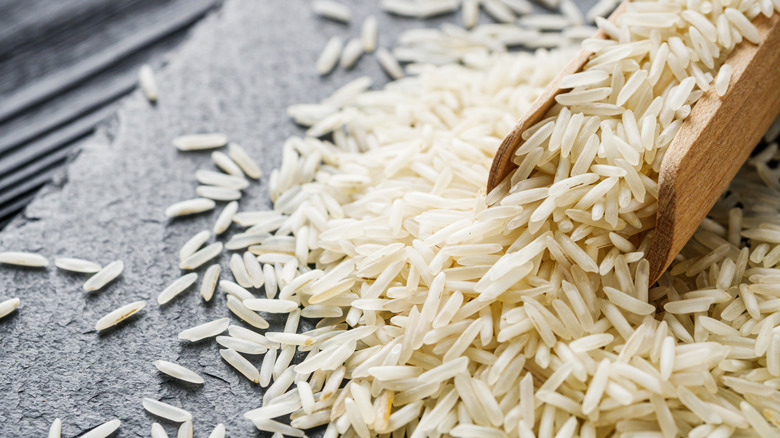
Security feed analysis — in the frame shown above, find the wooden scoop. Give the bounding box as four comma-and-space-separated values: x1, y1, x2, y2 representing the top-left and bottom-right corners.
487, 7, 780, 285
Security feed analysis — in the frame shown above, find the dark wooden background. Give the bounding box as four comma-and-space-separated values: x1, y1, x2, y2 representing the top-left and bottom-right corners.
0, 0, 220, 229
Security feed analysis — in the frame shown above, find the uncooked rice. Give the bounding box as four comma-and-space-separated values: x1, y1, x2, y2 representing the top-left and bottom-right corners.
228, 143, 262, 179
375, 48, 404, 79
224, 1, 780, 435
165, 198, 216, 217
154, 360, 205, 384
172, 133, 228, 151
200, 264, 221, 301
195, 170, 249, 191
48, 418, 61, 438
54, 257, 101, 273
81, 419, 121, 438
16, 0, 780, 436
196, 185, 242, 201
0, 251, 48, 267
150, 423, 166, 438
178, 317, 229, 342
142, 398, 193, 422
94, 301, 146, 331
317, 37, 344, 75
83, 260, 124, 292
212, 151, 245, 177
220, 348, 261, 383
340, 38, 364, 69
157, 273, 198, 305
138, 64, 158, 103
313, 0, 352, 23
0, 297, 20, 319
208, 424, 226, 438
179, 230, 210, 261
213, 201, 239, 235
179, 242, 223, 270
361, 15, 378, 52
178, 421, 193, 438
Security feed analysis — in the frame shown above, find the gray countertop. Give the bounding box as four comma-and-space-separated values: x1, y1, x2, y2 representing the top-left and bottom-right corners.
0, 0, 597, 436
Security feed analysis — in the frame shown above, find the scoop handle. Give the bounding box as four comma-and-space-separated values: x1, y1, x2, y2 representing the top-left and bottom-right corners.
647, 13, 780, 283
486, 2, 628, 193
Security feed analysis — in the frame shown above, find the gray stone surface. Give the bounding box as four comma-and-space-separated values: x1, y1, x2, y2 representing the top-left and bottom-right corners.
0, 0, 598, 436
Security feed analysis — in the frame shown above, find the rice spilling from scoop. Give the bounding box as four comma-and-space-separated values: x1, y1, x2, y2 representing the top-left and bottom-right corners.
224, 1, 780, 436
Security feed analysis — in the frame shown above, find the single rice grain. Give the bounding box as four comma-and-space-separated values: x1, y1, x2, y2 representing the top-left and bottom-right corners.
138, 64, 158, 102
54, 257, 101, 273
81, 419, 121, 438
220, 348, 261, 383
165, 198, 216, 217
201, 264, 221, 302
154, 360, 205, 384
178, 317, 230, 341
83, 260, 124, 291
0, 251, 48, 267
143, 398, 192, 422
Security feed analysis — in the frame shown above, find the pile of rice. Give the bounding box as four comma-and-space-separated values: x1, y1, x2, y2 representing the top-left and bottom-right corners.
244, 0, 780, 436
4, 0, 780, 436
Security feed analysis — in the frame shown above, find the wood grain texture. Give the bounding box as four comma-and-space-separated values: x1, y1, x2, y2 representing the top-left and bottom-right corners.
486, 2, 627, 192
647, 13, 780, 283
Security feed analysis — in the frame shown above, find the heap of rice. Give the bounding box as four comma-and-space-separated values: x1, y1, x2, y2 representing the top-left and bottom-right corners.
231, 0, 780, 436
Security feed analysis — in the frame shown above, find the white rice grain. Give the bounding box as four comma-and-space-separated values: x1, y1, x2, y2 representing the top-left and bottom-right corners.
179, 242, 223, 270
212, 151, 245, 177
313, 0, 352, 22
317, 37, 344, 75
178, 317, 229, 342
200, 264, 221, 302
54, 257, 101, 273
196, 185, 242, 202
143, 398, 192, 422
151, 423, 167, 438
154, 360, 205, 384
165, 198, 216, 217
214, 201, 238, 235
196, 170, 249, 190
216, 335, 268, 355
243, 252, 265, 288
83, 260, 124, 292
138, 64, 158, 102
95, 300, 145, 331
226, 295, 270, 329
376, 48, 404, 80
158, 273, 198, 305
243, 299, 299, 313
220, 348, 261, 383
48, 418, 61, 438
715, 64, 733, 97
177, 421, 193, 438
172, 133, 228, 151
208, 424, 226, 438
0, 251, 48, 267
0, 297, 20, 319
340, 39, 365, 69
228, 143, 262, 179
361, 16, 378, 52
81, 419, 121, 438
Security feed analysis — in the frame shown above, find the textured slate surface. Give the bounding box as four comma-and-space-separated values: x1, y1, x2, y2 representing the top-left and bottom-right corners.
0, 0, 597, 436
0, 0, 220, 228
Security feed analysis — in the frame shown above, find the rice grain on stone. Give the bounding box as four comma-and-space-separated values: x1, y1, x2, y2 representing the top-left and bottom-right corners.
178, 317, 229, 341
158, 273, 198, 305
0, 251, 49, 267
95, 301, 146, 331
83, 260, 124, 291
154, 360, 205, 384
54, 257, 101, 273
